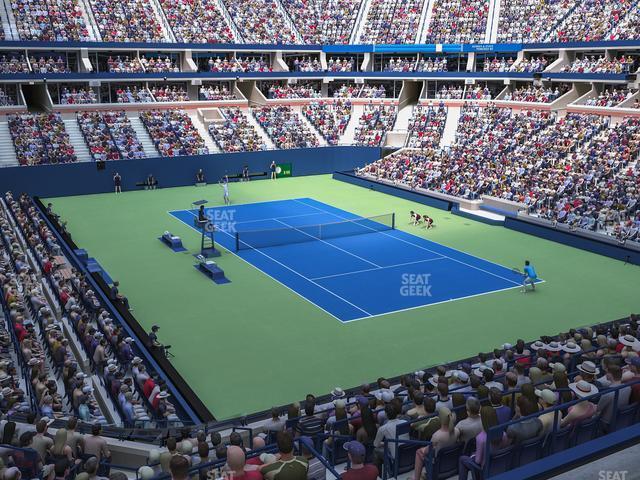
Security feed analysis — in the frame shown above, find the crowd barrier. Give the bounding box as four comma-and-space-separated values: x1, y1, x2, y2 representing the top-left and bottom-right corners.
333, 171, 640, 266
0, 147, 381, 197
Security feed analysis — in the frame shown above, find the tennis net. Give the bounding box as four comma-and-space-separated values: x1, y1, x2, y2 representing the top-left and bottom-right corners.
235, 213, 395, 251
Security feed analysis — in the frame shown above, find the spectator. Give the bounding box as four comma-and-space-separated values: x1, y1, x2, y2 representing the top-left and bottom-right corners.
597, 364, 632, 426
506, 397, 543, 444
169, 455, 190, 480
83, 425, 110, 464
457, 406, 509, 479
455, 397, 483, 444
224, 446, 261, 480
260, 431, 308, 480
413, 407, 458, 480
341, 441, 378, 480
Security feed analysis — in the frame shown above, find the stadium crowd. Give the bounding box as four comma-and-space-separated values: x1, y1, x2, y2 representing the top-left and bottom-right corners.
290, 57, 323, 72
584, 88, 634, 107
158, 0, 235, 44
327, 57, 355, 73
280, 0, 362, 44
560, 56, 636, 74
209, 108, 267, 152
354, 104, 397, 147
482, 56, 549, 73
199, 84, 236, 101
358, 105, 640, 241
359, 0, 424, 44
140, 110, 209, 157
0, 88, 16, 106
384, 57, 417, 73
150, 86, 190, 102
221, 0, 297, 44
503, 85, 569, 103
114, 86, 153, 104
144, 313, 640, 480
406, 104, 447, 150
497, 0, 573, 43
416, 57, 448, 73
8, 113, 77, 166
434, 85, 464, 99
1, 189, 184, 433
265, 83, 321, 99
252, 106, 320, 149
426, 0, 490, 44
140, 56, 179, 73
59, 87, 98, 105
77, 111, 146, 161
303, 100, 352, 145
464, 85, 493, 100
549, 0, 635, 43
106, 56, 144, 74
29, 56, 69, 74
10, 0, 92, 41
0, 55, 30, 74
87, 0, 166, 42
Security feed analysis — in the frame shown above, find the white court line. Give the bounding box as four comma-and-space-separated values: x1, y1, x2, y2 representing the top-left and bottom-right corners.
292, 198, 524, 287
310, 257, 447, 281
176, 210, 328, 227
175, 210, 373, 318
167, 197, 311, 215
170, 198, 545, 324
272, 217, 382, 269
341, 281, 546, 323
234, 211, 327, 225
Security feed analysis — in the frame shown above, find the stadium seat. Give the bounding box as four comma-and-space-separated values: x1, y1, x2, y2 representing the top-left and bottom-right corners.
515, 435, 545, 466
486, 445, 516, 476
572, 415, 602, 446
546, 426, 573, 455
609, 403, 640, 432
431, 442, 464, 480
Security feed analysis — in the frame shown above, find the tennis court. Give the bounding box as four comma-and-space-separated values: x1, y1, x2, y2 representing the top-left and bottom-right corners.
170, 197, 535, 322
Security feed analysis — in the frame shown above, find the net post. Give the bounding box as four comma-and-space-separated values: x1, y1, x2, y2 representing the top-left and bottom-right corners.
392, 212, 395, 230
235, 232, 240, 251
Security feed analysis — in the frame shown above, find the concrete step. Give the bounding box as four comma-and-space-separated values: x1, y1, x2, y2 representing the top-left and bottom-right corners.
341, 104, 365, 145
245, 108, 276, 149
293, 105, 327, 146
189, 113, 219, 153
63, 119, 92, 162
0, 121, 18, 166
126, 115, 159, 157
440, 106, 461, 148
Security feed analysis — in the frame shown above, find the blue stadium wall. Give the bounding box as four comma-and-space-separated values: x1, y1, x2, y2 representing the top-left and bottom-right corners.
0, 147, 380, 197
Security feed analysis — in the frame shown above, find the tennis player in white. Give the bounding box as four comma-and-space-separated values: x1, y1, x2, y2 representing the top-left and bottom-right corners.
220, 176, 230, 205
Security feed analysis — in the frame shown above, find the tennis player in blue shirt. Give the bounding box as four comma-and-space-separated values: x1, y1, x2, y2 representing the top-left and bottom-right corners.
523, 260, 538, 292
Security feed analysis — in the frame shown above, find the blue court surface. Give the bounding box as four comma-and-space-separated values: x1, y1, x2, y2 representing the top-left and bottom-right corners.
170, 198, 538, 322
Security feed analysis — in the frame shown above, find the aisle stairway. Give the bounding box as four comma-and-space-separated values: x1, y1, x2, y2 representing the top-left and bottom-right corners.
440, 106, 461, 148
189, 113, 220, 153
62, 119, 92, 162
0, 121, 18, 167
126, 115, 159, 157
